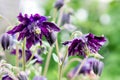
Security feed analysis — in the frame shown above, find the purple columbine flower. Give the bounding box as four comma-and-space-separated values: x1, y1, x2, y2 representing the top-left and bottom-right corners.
11, 49, 42, 64
63, 33, 106, 57
33, 76, 47, 80
2, 75, 13, 80
68, 58, 104, 78
7, 13, 60, 49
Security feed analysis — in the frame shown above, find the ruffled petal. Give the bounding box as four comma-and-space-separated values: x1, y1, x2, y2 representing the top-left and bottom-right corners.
43, 22, 60, 31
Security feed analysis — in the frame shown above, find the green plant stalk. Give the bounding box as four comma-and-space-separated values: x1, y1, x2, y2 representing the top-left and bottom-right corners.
16, 45, 19, 67
71, 56, 88, 80
59, 47, 68, 80
43, 46, 53, 76
22, 38, 26, 71
63, 58, 82, 74
42, 8, 58, 76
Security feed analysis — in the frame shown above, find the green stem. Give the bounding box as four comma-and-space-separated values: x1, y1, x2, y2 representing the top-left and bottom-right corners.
63, 58, 82, 74
43, 46, 53, 76
16, 45, 19, 67
71, 56, 88, 80
59, 47, 68, 80
22, 38, 26, 71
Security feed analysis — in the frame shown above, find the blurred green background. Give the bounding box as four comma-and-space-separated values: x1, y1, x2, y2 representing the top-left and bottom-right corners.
0, 0, 120, 80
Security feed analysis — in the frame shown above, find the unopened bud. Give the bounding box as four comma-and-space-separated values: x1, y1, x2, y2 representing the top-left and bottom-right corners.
1, 33, 12, 50
2, 75, 13, 80
54, 0, 64, 10
17, 71, 28, 80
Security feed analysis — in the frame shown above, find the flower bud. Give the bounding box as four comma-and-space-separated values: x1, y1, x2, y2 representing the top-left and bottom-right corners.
61, 12, 72, 26
17, 71, 28, 80
2, 75, 13, 80
1, 33, 12, 50
54, 0, 64, 10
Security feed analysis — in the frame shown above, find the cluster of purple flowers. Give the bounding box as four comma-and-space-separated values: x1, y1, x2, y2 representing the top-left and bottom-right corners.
0, 11, 106, 80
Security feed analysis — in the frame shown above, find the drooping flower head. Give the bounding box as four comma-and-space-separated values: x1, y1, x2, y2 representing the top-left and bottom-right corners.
7, 13, 60, 49
68, 58, 104, 78
63, 33, 106, 57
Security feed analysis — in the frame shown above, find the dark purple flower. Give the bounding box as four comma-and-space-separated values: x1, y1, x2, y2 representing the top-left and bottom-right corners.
33, 76, 47, 80
67, 58, 104, 78
0, 33, 12, 50
63, 33, 106, 57
11, 49, 42, 64
2, 75, 13, 80
54, 0, 64, 10
7, 13, 60, 49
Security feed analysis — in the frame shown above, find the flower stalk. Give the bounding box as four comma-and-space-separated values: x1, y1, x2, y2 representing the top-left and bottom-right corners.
22, 38, 26, 71
71, 56, 88, 80
43, 46, 53, 76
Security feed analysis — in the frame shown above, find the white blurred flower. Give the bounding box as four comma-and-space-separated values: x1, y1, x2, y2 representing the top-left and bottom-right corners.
99, 0, 113, 3
100, 14, 111, 25
19, 0, 45, 15
75, 8, 88, 22
63, 24, 76, 32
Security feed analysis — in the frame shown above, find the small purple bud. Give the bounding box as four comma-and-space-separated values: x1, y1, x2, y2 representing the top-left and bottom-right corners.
61, 13, 71, 26
37, 47, 45, 55
1, 33, 11, 50
54, 0, 64, 10
33, 76, 47, 80
17, 71, 28, 80
2, 75, 13, 80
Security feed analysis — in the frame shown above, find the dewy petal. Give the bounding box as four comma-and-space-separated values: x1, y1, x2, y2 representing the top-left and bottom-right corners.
43, 22, 60, 31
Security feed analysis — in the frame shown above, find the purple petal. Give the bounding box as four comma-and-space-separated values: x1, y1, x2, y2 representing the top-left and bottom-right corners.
43, 22, 60, 31
7, 24, 24, 34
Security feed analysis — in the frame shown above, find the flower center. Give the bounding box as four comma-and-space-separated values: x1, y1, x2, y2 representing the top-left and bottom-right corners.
34, 27, 41, 34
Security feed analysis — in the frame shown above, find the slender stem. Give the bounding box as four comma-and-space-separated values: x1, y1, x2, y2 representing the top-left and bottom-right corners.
63, 58, 82, 74
57, 6, 64, 27
59, 47, 68, 80
22, 38, 26, 71
16, 45, 19, 67
53, 8, 57, 22
43, 46, 53, 76
71, 56, 88, 80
